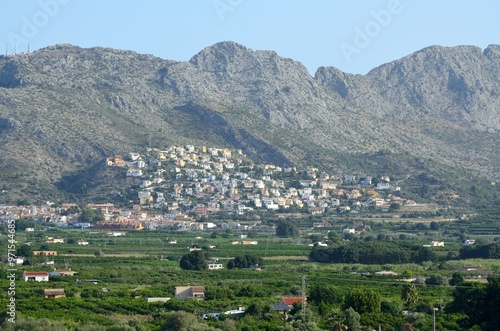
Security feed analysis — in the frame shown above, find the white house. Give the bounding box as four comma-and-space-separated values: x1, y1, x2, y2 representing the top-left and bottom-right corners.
23, 271, 49, 282
12, 257, 24, 265
376, 182, 391, 190
126, 168, 143, 177
375, 271, 398, 276
46, 237, 64, 244
107, 232, 126, 237
242, 241, 258, 245
147, 297, 171, 303
207, 260, 224, 270
49, 269, 77, 277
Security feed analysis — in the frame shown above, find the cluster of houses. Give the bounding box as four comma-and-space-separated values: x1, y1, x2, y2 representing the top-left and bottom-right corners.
171, 286, 305, 319
112, 146, 405, 214
23, 269, 77, 281
22, 269, 77, 299
0, 145, 426, 233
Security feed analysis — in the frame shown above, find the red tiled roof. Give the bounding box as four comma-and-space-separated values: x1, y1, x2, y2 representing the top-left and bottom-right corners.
24, 271, 49, 276
281, 297, 305, 306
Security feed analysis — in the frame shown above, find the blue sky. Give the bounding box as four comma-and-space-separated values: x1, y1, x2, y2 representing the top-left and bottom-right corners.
1, 0, 499, 74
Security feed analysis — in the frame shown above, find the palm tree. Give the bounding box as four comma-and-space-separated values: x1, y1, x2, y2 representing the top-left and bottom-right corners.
401, 283, 419, 310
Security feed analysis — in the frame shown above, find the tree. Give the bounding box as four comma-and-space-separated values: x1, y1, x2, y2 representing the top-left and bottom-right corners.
401, 270, 413, 279
401, 283, 419, 310
309, 234, 323, 243
39, 244, 50, 251
16, 245, 32, 257
415, 223, 428, 230
247, 231, 258, 239
80, 208, 105, 223
430, 221, 441, 230
344, 307, 361, 331
446, 276, 500, 330
1, 316, 67, 331
94, 250, 105, 257
179, 250, 208, 271
276, 220, 298, 238
160, 311, 216, 331
327, 231, 342, 245
13, 219, 36, 231
381, 300, 403, 316
227, 254, 263, 269
61, 205, 81, 215
343, 289, 381, 314
389, 202, 401, 212
449, 272, 465, 286
16, 199, 31, 206
281, 308, 322, 331
308, 284, 342, 306
325, 308, 347, 331
425, 274, 448, 287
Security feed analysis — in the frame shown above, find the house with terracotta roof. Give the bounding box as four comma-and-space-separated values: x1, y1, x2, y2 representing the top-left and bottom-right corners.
272, 297, 306, 311
44, 289, 65, 298
23, 271, 49, 282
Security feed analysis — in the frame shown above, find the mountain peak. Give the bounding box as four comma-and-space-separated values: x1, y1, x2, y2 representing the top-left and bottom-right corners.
484, 44, 500, 60
189, 41, 251, 67
1, 41, 500, 205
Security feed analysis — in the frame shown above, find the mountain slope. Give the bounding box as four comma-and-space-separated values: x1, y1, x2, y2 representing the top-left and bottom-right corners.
0, 42, 499, 203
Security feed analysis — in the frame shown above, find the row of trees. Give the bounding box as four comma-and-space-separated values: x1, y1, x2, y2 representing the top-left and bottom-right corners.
179, 250, 209, 270
179, 251, 264, 271
227, 254, 263, 269
446, 275, 500, 330
309, 241, 436, 264
459, 242, 500, 259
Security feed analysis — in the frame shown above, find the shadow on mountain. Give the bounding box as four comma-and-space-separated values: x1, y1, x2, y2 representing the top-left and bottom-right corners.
174, 102, 292, 166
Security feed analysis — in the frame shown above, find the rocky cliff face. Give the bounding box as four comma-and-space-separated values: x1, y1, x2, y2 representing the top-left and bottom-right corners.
0, 41, 499, 201
316, 45, 500, 131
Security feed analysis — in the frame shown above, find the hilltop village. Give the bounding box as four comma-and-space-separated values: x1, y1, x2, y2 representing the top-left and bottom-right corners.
1, 145, 436, 231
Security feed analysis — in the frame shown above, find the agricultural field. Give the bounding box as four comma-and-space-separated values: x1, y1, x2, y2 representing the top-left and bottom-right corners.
1, 219, 500, 330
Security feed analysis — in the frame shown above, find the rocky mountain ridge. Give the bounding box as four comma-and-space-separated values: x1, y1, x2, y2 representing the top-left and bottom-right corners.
0, 41, 499, 202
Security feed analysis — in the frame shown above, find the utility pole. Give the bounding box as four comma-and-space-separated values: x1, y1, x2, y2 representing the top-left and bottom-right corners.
301, 275, 306, 312
433, 307, 438, 331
